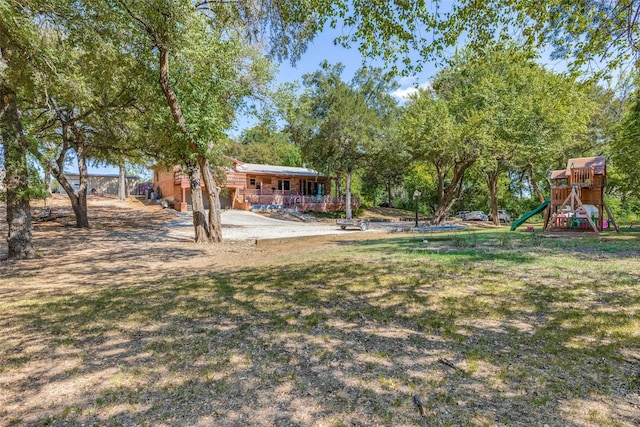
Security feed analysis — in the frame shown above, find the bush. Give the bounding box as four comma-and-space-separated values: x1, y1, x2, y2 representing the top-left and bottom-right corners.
606, 197, 640, 224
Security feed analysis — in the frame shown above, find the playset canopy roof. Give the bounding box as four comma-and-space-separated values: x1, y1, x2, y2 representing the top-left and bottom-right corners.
550, 156, 606, 180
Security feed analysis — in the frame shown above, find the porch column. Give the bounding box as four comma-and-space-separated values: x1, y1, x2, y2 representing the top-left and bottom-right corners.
177, 186, 188, 212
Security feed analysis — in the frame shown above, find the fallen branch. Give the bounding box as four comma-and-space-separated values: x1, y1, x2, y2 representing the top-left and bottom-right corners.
413, 394, 428, 418
438, 357, 465, 374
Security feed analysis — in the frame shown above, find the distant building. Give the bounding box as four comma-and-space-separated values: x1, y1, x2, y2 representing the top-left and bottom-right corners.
63, 173, 140, 196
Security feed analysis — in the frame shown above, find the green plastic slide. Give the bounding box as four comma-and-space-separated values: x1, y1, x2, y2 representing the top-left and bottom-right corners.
510, 200, 550, 231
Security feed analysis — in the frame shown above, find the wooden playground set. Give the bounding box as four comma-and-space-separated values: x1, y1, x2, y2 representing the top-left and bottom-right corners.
511, 156, 619, 234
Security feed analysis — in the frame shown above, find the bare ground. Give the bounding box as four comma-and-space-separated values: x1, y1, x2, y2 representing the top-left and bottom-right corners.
0, 196, 639, 426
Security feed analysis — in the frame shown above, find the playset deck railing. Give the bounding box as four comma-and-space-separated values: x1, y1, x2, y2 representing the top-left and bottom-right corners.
569, 166, 594, 186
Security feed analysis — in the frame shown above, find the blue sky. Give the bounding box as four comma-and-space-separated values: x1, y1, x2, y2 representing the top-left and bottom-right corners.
229, 23, 442, 137
274, 26, 438, 94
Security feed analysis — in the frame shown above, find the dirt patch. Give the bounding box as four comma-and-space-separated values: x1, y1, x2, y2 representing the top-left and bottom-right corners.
0, 194, 402, 284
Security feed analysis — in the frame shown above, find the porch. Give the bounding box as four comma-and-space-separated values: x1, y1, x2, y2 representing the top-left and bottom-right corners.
233, 189, 359, 213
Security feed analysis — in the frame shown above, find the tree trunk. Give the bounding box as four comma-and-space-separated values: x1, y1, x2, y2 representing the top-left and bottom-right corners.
44, 167, 52, 208
71, 194, 89, 228
387, 181, 392, 207
53, 170, 89, 228
50, 167, 84, 228
432, 162, 470, 224
529, 165, 545, 203
73, 128, 90, 228
158, 47, 220, 242
186, 160, 210, 243
48, 125, 89, 228
345, 170, 353, 220
0, 82, 35, 259
432, 196, 459, 225
487, 170, 500, 226
118, 161, 127, 201
198, 157, 222, 242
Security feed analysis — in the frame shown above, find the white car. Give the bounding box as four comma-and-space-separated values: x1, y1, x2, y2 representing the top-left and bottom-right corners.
489, 210, 511, 223
466, 211, 489, 221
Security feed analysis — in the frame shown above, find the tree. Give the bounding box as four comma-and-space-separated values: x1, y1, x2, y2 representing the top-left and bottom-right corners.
451, 44, 594, 224
414, 1, 640, 80
400, 89, 483, 224
361, 135, 409, 207
287, 62, 389, 220
613, 82, 640, 199
351, 67, 405, 207
231, 118, 302, 167
0, 0, 56, 258
1, 62, 35, 258
23, 5, 150, 228
117, 0, 515, 240
115, 0, 275, 242
402, 42, 597, 225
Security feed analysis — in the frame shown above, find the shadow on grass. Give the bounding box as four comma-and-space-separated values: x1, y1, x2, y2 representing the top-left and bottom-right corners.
345, 230, 640, 263
2, 254, 639, 426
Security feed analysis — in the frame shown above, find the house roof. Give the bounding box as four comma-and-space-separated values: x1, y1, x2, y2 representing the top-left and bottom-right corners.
235, 163, 323, 178
565, 156, 606, 175
550, 169, 567, 180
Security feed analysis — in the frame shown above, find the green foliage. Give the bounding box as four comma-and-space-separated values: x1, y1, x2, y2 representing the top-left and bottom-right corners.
0, 162, 46, 203
26, 164, 49, 201
399, 51, 488, 221
438, 1, 640, 75
355, 69, 406, 206
398, 164, 436, 212
229, 119, 302, 167
289, 61, 380, 175
612, 83, 640, 199
173, 19, 271, 153
285, 62, 398, 218
462, 43, 594, 219
604, 197, 640, 224
400, 42, 598, 222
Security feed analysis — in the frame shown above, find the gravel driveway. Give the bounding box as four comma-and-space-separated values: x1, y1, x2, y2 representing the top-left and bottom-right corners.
165, 209, 373, 241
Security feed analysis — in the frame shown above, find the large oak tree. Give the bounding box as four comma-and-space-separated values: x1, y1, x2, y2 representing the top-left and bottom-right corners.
286, 62, 395, 220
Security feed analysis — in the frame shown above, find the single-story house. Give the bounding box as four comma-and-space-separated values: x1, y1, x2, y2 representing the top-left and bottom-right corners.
63, 173, 140, 196
153, 158, 359, 213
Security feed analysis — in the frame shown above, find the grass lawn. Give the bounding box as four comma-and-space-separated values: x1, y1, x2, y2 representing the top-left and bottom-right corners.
1, 217, 639, 425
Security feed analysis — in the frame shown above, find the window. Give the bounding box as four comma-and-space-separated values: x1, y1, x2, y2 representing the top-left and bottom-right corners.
249, 178, 256, 186
277, 180, 290, 191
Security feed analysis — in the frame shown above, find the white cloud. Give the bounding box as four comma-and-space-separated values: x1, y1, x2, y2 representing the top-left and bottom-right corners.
391, 86, 420, 99
391, 81, 432, 100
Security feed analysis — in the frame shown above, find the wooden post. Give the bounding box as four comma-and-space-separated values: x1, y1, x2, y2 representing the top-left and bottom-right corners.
543, 205, 551, 230
572, 189, 599, 234
547, 187, 577, 231
603, 202, 620, 232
